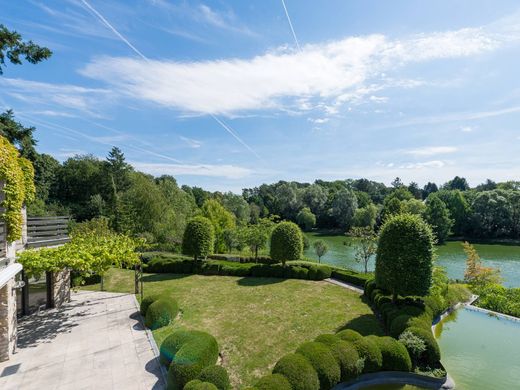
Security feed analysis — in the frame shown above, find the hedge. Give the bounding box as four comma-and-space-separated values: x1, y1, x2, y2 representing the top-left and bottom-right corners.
352, 337, 382, 373
389, 314, 413, 338
140, 293, 161, 316
367, 336, 412, 372
254, 374, 292, 390
314, 334, 361, 381
336, 329, 363, 343
405, 327, 440, 366
184, 380, 218, 390
198, 366, 230, 390
144, 298, 179, 330
272, 353, 320, 390
161, 330, 219, 390
296, 342, 341, 390
331, 269, 372, 288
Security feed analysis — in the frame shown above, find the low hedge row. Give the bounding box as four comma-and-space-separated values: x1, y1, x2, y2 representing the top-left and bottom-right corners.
144, 257, 334, 281
140, 294, 179, 330
248, 329, 412, 390
207, 254, 277, 265
330, 269, 372, 288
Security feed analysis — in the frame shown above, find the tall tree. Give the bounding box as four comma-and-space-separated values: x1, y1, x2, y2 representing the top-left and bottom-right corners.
422, 182, 438, 199
0, 24, 52, 74
330, 188, 358, 229
350, 227, 377, 273
0, 110, 37, 158
201, 199, 236, 253
423, 193, 453, 243
443, 176, 470, 191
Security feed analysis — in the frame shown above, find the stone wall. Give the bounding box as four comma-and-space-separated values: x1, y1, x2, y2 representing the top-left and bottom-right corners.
50, 269, 70, 308
0, 279, 17, 362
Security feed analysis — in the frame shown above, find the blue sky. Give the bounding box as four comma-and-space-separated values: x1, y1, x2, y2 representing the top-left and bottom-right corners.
2, 0, 520, 192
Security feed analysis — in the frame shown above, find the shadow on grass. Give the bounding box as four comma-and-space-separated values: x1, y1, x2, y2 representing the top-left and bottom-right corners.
140, 273, 191, 283
236, 277, 286, 286
336, 311, 385, 337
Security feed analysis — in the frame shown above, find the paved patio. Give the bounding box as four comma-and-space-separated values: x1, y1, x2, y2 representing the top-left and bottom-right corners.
0, 291, 166, 390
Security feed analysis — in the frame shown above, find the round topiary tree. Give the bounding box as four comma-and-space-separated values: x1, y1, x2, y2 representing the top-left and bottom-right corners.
352, 337, 382, 373
295, 342, 341, 390
315, 334, 361, 381
254, 374, 292, 390
272, 353, 319, 390
140, 293, 161, 316
144, 297, 179, 330
336, 329, 363, 343
405, 327, 441, 366
184, 380, 219, 390
182, 216, 215, 260
270, 221, 303, 266
375, 214, 434, 302
198, 365, 230, 390
367, 336, 412, 372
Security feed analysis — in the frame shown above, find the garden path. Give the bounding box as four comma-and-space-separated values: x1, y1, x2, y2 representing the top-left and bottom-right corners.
0, 290, 165, 389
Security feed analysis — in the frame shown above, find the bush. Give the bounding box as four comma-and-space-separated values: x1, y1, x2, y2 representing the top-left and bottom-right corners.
336, 329, 363, 342
289, 266, 308, 279
140, 293, 161, 316
398, 330, 426, 367
389, 315, 413, 338
375, 214, 434, 300
254, 374, 292, 390
272, 353, 320, 390
184, 380, 218, 390
144, 297, 179, 330
406, 327, 441, 365
198, 366, 230, 390
352, 337, 382, 373
182, 216, 215, 260
331, 269, 370, 287
364, 279, 377, 297
315, 334, 361, 381
270, 222, 303, 265
161, 330, 219, 390
368, 336, 412, 372
296, 342, 341, 390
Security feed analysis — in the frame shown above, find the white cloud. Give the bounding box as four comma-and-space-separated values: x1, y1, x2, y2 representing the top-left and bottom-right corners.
132, 162, 252, 179
308, 117, 330, 124
180, 136, 202, 148
399, 160, 446, 169
460, 126, 474, 132
406, 146, 458, 157
80, 22, 511, 115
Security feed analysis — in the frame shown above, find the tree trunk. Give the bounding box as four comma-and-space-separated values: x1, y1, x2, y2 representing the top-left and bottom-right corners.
392, 290, 398, 303
100, 276, 104, 291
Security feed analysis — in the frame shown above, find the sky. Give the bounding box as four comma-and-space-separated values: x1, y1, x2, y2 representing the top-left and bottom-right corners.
2, 0, 520, 192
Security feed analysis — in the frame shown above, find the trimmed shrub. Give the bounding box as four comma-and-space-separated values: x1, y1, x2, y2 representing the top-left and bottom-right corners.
368, 336, 412, 372
390, 315, 413, 338
270, 222, 303, 265
315, 265, 332, 280
289, 266, 308, 279
254, 374, 292, 390
144, 298, 179, 330
315, 334, 361, 382
184, 380, 218, 390
272, 353, 320, 390
140, 293, 160, 316
336, 329, 363, 343
182, 216, 215, 260
406, 327, 441, 365
331, 269, 371, 287
364, 279, 377, 297
307, 265, 318, 280
198, 366, 230, 390
352, 337, 382, 373
296, 342, 341, 390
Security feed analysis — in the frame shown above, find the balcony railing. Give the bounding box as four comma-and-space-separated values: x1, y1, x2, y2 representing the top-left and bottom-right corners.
26, 216, 71, 249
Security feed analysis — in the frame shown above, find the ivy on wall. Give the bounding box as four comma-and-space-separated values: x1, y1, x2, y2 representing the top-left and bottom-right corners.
0, 135, 35, 242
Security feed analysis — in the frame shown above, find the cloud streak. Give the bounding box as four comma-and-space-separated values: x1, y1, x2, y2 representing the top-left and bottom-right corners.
406, 146, 458, 157
132, 162, 252, 179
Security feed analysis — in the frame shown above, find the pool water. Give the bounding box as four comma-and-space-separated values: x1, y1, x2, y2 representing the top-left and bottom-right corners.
435, 308, 520, 390
358, 385, 429, 390
304, 233, 520, 287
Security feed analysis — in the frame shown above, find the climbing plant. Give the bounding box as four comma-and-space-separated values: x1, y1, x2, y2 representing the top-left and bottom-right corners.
0, 135, 35, 241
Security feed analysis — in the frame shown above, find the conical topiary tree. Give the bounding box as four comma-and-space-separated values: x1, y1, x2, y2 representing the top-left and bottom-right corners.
182, 216, 215, 260
270, 221, 303, 266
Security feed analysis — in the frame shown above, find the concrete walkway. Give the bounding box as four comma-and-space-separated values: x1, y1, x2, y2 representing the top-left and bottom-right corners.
325, 278, 364, 294
0, 291, 165, 390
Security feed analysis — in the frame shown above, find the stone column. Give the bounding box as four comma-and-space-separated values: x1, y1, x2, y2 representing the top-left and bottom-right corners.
0, 279, 17, 362
50, 269, 71, 308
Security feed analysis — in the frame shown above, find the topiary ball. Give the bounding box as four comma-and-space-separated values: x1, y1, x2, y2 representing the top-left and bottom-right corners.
367, 336, 412, 372
183, 379, 218, 390
254, 374, 292, 390
336, 329, 363, 343
314, 334, 361, 381
296, 342, 341, 390
272, 353, 319, 390
352, 337, 382, 373
390, 315, 413, 338
406, 327, 441, 365
270, 222, 303, 264
140, 294, 160, 316
144, 297, 179, 330
198, 365, 230, 390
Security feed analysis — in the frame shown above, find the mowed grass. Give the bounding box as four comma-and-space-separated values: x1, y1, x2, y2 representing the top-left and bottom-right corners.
84, 268, 383, 388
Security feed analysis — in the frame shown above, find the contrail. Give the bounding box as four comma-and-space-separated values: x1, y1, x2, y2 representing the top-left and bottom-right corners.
281, 0, 301, 52
79, 0, 148, 61
79, 0, 261, 161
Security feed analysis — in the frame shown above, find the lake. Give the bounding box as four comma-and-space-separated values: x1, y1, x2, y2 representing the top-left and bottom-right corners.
435, 308, 520, 389
303, 232, 520, 287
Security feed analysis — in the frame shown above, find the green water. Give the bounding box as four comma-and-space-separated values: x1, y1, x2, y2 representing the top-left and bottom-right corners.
435, 308, 520, 390
304, 232, 520, 287
359, 386, 428, 390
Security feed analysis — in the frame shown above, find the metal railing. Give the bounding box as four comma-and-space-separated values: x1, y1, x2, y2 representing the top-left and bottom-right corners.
26, 216, 71, 248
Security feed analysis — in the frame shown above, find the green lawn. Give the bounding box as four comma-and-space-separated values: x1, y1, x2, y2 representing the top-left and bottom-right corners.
84, 268, 383, 388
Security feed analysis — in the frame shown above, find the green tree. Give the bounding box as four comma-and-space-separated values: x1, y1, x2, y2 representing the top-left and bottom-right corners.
301, 184, 328, 215
437, 190, 469, 236
182, 216, 215, 260
424, 193, 453, 243
350, 227, 377, 273
312, 240, 328, 263
443, 176, 470, 191
0, 24, 52, 74
222, 228, 242, 253
201, 199, 236, 253
422, 182, 438, 200
330, 189, 358, 229
244, 218, 274, 260
352, 203, 378, 228
375, 214, 435, 301
471, 190, 512, 237
463, 242, 502, 291
402, 199, 426, 216
296, 207, 316, 231
270, 221, 303, 266
381, 197, 403, 221
221, 192, 250, 225
0, 110, 37, 158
